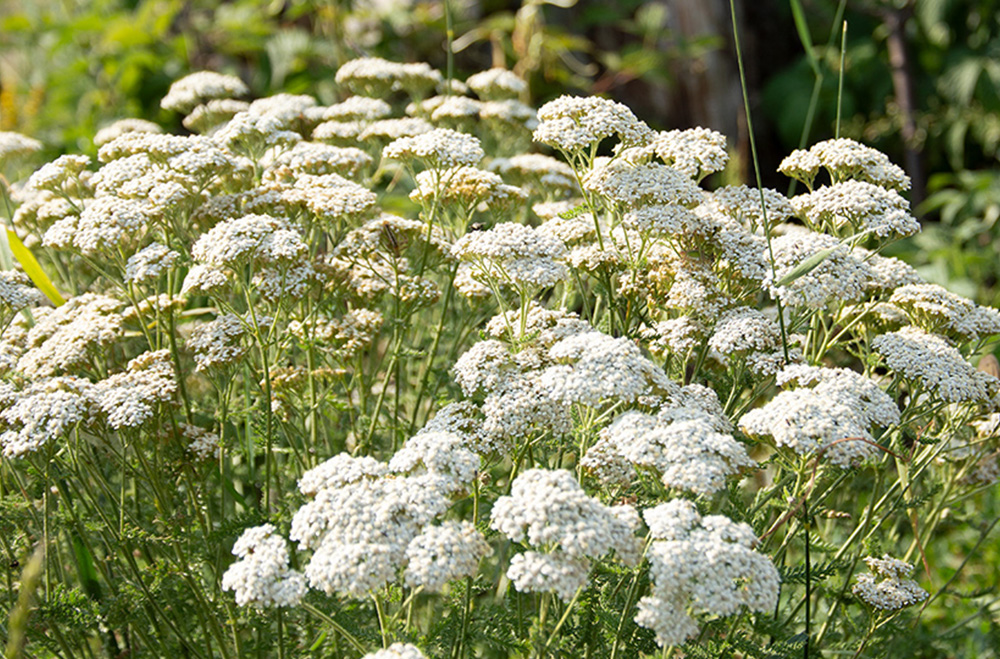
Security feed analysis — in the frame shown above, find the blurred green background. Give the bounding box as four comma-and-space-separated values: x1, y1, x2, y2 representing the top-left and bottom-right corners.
3, 0, 1000, 304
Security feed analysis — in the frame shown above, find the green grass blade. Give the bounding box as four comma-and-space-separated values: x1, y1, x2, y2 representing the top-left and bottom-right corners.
6, 229, 65, 306
790, 0, 820, 75
777, 246, 838, 286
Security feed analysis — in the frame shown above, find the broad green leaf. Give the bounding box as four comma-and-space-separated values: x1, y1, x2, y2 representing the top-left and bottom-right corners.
6, 229, 65, 306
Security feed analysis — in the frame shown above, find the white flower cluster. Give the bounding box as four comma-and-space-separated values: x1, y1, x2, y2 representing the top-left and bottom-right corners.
641, 128, 729, 181
47, 195, 152, 256
491, 469, 640, 600
17, 294, 123, 379
708, 306, 783, 364
712, 184, 793, 231
187, 314, 251, 372
182, 99, 251, 134
852, 555, 928, 611
780, 138, 910, 190
388, 430, 480, 493
631, 206, 723, 247
382, 128, 484, 169
741, 363, 898, 466
262, 141, 373, 180
360, 643, 429, 659
636, 500, 780, 648
598, 392, 753, 495
290, 432, 478, 598
278, 172, 378, 224
213, 111, 301, 158
642, 317, 704, 357
93, 350, 176, 429
188, 212, 314, 301
582, 159, 702, 209
403, 520, 492, 592
766, 226, 874, 309
543, 328, 676, 407
221, 524, 307, 608
191, 213, 305, 268
466, 68, 527, 100
777, 365, 901, 428
872, 326, 996, 404
26, 154, 90, 193
408, 95, 482, 124
864, 251, 924, 292
181, 423, 220, 461
453, 222, 569, 293
0, 271, 45, 313
320, 96, 392, 121
490, 153, 577, 194
0, 377, 94, 458
409, 166, 525, 211
791, 180, 919, 239
888, 283, 1000, 341
125, 243, 179, 284
0, 131, 42, 162
335, 57, 442, 97
291, 470, 449, 596
533, 95, 652, 153
93, 119, 162, 148
161, 71, 249, 114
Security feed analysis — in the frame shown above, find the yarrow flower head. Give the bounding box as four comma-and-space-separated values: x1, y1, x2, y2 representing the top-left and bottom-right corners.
872, 326, 996, 404
26, 155, 90, 193
852, 555, 928, 611
191, 213, 306, 269
452, 222, 569, 292
93, 119, 162, 148
533, 95, 652, 153
491, 468, 640, 599
740, 387, 878, 467
888, 283, 1000, 341
781, 138, 910, 191
321, 96, 392, 121
0, 131, 43, 165
335, 57, 442, 98
161, 71, 250, 114
642, 128, 729, 181
0, 377, 95, 458
766, 226, 874, 309
582, 159, 702, 209
93, 350, 176, 429
213, 111, 301, 158
466, 68, 527, 100
187, 313, 254, 372
17, 294, 123, 379
636, 499, 780, 648
599, 398, 754, 495
221, 524, 307, 608
541, 327, 677, 407
360, 644, 429, 659
388, 430, 479, 493
791, 180, 919, 239
490, 154, 577, 196
403, 520, 492, 592
125, 243, 179, 284
0, 271, 45, 314
409, 166, 525, 212
183, 99, 250, 134
712, 184, 793, 231
382, 128, 484, 170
